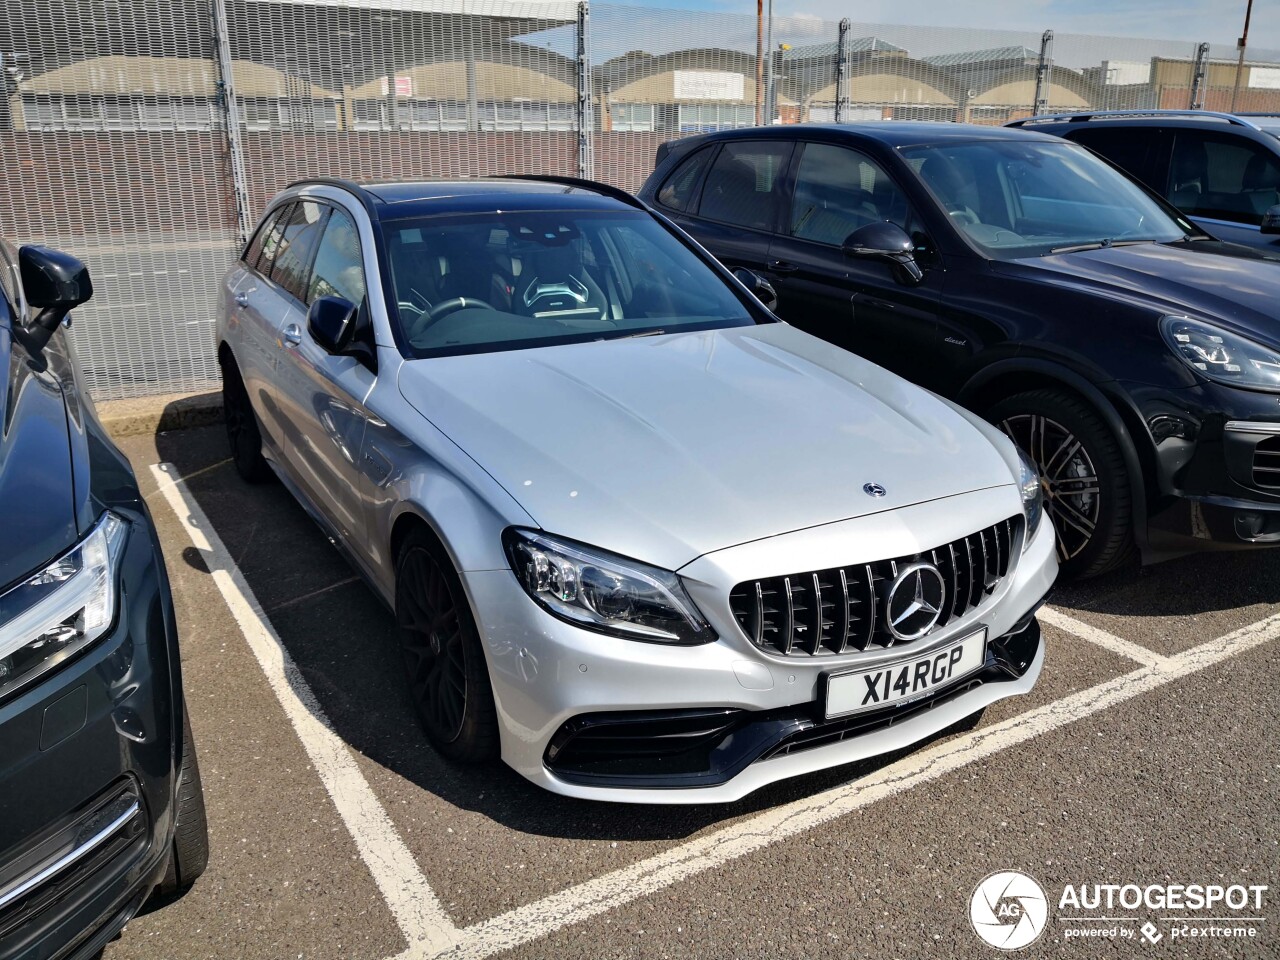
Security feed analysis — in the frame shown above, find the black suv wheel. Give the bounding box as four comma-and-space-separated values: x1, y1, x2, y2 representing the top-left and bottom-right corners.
989, 389, 1136, 579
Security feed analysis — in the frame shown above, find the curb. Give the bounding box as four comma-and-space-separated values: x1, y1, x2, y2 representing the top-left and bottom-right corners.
97, 390, 223, 440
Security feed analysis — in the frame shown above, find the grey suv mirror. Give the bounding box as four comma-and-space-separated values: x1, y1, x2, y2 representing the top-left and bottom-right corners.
307, 296, 358, 355
1262, 204, 1280, 235
842, 222, 924, 286
731, 267, 778, 312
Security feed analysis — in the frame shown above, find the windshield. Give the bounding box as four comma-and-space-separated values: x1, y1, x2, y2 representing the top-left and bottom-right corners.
901, 140, 1194, 260
383, 209, 757, 357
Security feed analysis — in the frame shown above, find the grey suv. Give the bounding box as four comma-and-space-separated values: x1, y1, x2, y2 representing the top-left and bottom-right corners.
1011, 110, 1280, 251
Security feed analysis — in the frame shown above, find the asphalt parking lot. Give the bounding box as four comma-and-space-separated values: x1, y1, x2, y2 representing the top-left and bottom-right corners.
101, 422, 1279, 960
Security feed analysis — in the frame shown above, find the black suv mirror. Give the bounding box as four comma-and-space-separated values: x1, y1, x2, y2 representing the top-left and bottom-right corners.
842, 222, 924, 285
307, 296, 358, 355
16, 245, 93, 357
1262, 205, 1280, 235
731, 267, 778, 312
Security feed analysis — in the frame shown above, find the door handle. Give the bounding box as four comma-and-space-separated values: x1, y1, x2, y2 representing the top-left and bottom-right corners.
282, 323, 302, 347
767, 259, 798, 274
233, 292, 250, 307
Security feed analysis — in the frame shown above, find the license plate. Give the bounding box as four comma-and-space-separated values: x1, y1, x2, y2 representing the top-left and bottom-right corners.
823, 629, 988, 720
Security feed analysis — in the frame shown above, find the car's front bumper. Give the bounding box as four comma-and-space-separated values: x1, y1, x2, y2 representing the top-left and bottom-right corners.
467, 485, 1056, 803
0, 510, 180, 960
1132, 379, 1280, 552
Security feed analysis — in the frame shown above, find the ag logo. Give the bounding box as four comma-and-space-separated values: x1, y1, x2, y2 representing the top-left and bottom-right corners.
970, 871, 1048, 951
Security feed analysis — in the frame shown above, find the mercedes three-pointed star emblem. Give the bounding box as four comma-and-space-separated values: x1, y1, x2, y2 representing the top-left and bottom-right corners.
885, 562, 947, 641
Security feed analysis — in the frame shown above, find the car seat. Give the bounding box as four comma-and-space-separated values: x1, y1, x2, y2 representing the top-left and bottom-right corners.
1242, 151, 1280, 217
1169, 142, 1207, 211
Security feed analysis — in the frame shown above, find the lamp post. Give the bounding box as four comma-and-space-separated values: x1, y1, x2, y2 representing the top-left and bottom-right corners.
1230, 0, 1254, 113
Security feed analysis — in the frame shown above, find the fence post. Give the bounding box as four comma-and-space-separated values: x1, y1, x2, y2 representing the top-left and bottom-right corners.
1032, 29, 1053, 116
576, 0, 594, 179
1189, 41, 1210, 109
834, 18, 849, 123
211, 0, 252, 242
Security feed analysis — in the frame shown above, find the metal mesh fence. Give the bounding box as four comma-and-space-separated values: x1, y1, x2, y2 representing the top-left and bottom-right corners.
5, 0, 1280, 399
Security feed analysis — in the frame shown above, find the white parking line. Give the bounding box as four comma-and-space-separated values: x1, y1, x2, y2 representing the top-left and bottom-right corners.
149, 462, 462, 955
427, 609, 1280, 960
1039, 606, 1169, 667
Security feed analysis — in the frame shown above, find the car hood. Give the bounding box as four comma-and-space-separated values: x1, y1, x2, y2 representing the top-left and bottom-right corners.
397, 323, 1016, 571
0, 326, 78, 590
1009, 241, 1280, 345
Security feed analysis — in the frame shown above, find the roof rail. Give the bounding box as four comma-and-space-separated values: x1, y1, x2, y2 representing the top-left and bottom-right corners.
1008, 109, 1262, 129
499, 174, 646, 210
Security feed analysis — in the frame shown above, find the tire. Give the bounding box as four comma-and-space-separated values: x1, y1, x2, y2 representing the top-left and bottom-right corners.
988, 389, 1136, 580
220, 355, 273, 483
394, 529, 500, 763
156, 703, 209, 900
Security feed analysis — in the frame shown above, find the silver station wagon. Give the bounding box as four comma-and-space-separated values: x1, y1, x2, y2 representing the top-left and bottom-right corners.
215, 176, 1057, 803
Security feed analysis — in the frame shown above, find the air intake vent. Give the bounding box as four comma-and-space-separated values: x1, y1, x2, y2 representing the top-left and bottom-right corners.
1254, 436, 1280, 489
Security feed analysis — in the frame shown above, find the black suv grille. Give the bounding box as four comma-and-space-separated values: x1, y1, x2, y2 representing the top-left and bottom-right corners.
728, 516, 1021, 657
1254, 436, 1280, 489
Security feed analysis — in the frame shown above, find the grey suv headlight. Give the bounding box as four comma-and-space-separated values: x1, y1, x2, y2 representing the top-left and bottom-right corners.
1017, 450, 1044, 550
1161, 316, 1280, 391
0, 511, 129, 700
504, 529, 715, 645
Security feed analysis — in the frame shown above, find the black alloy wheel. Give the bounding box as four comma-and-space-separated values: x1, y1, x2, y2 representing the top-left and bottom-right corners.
394, 530, 499, 762
221, 357, 272, 483
989, 389, 1135, 580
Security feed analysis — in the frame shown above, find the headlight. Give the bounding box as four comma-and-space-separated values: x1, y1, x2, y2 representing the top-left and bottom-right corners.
0, 512, 129, 700
1161, 316, 1280, 391
503, 529, 715, 645
1016, 450, 1044, 550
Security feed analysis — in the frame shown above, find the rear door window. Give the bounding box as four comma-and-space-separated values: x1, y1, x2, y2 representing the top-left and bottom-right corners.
244, 205, 285, 271
269, 201, 327, 302
696, 141, 792, 231
656, 146, 714, 212
253, 203, 293, 277
1168, 131, 1280, 225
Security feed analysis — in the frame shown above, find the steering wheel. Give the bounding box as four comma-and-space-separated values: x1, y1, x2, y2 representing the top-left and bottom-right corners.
407, 296, 496, 341
947, 206, 980, 226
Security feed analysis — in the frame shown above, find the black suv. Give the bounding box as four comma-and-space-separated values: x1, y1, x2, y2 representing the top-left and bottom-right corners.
639, 123, 1280, 578
0, 238, 207, 957
1012, 110, 1280, 252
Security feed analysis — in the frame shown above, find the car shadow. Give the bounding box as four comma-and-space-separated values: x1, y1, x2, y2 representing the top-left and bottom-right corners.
1050, 545, 1280, 619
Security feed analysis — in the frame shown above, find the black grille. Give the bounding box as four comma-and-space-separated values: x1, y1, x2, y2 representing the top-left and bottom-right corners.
728, 516, 1021, 657
1254, 436, 1280, 489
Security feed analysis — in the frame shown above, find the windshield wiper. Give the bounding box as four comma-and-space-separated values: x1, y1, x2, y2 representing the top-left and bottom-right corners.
1048, 238, 1152, 254
606, 328, 666, 340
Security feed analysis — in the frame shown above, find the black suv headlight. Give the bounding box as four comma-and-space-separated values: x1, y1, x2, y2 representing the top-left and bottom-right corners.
1161, 316, 1280, 391
504, 528, 715, 644
0, 512, 129, 700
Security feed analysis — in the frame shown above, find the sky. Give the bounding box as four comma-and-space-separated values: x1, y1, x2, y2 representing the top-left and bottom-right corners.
619, 0, 1280, 53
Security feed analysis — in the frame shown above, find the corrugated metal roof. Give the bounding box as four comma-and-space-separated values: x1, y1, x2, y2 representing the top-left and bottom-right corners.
782, 37, 908, 62
923, 46, 1037, 68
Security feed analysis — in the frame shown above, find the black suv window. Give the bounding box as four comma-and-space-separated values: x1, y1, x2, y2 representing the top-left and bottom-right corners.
1169, 131, 1280, 225
656, 146, 713, 212
1067, 127, 1158, 187
697, 141, 791, 231
269, 201, 327, 301
790, 143, 912, 245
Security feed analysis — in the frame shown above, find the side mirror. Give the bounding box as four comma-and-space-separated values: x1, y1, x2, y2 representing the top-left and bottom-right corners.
307, 296, 358, 355
16, 245, 93, 357
1262, 204, 1280, 235
731, 267, 779, 312
842, 222, 924, 285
